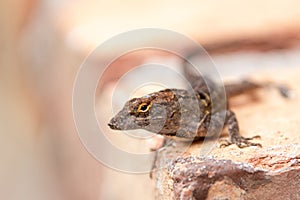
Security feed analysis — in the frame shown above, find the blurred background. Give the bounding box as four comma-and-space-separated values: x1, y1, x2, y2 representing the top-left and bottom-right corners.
1, 0, 300, 199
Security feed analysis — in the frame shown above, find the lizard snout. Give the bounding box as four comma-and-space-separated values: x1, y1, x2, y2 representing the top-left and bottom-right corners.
108, 118, 120, 130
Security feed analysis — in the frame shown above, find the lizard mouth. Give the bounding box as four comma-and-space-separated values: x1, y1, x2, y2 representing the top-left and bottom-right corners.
108, 118, 121, 130
108, 123, 117, 130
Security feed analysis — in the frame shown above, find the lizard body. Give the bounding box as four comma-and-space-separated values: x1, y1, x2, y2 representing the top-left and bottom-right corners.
107, 76, 286, 147
108, 51, 290, 148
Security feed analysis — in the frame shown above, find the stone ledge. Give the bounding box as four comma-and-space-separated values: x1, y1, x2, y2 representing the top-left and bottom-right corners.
167, 146, 300, 200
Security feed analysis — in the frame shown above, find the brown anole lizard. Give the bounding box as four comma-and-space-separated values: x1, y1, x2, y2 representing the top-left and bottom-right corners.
108, 72, 290, 148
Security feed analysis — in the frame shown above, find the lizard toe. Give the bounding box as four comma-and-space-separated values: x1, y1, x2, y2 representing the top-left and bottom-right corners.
219, 136, 262, 148
232, 136, 262, 148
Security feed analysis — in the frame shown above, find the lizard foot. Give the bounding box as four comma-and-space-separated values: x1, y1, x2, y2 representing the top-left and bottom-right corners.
219, 135, 262, 148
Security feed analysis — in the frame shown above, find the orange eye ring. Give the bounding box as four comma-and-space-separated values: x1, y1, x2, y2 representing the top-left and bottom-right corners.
137, 103, 151, 113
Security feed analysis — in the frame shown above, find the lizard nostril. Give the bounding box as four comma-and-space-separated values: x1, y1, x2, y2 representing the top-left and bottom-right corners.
108, 118, 117, 129
108, 122, 114, 129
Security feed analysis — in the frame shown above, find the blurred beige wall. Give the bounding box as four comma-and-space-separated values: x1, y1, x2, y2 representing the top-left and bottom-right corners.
0, 0, 103, 199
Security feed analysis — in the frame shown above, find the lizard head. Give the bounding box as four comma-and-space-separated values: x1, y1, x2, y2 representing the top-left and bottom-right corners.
108, 89, 211, 136
108, 89, 182, 133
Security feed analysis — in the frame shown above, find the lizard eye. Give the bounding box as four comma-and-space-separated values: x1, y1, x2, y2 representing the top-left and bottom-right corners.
137, 103, 151, 113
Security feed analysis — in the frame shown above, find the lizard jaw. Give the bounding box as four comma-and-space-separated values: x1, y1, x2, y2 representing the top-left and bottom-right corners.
107, 121, 121, 130
108, 117, 123, 130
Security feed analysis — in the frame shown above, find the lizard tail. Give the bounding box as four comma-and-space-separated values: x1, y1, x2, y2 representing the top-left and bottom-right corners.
225, 80, 293, 99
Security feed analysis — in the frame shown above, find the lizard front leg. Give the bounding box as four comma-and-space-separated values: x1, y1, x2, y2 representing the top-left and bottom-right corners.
221, 110, 262, 148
